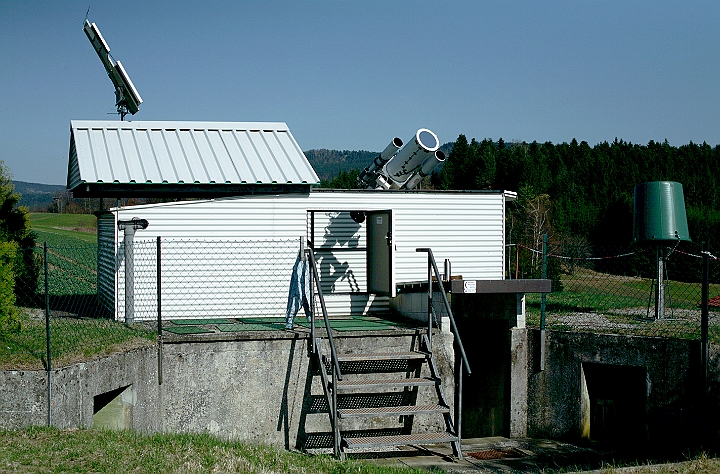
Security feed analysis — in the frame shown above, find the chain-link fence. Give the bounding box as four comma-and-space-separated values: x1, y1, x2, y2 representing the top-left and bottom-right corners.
4, 236, 718, 371
123, 238, 299, 322
1, 243, 155, 371
1, 238, 302, 371
519, 241, 720, 341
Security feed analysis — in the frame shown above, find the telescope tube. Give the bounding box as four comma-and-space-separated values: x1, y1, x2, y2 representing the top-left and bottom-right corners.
404, 150, 446, 189
384, 129, 439, 185
357, 137, 403, 188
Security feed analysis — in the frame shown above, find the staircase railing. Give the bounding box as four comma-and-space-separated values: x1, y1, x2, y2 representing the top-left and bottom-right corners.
305, 247, 342, 456
416, 247, 471, 445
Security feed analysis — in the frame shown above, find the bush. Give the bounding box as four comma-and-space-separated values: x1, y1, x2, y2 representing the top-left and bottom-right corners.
0, 241, 21, 334
14, 234, 40, 299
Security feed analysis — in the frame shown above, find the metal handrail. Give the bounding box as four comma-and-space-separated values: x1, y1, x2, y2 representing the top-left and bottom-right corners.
416, 248, 471, 375
417, 247, 470, 447
306, 249, 342, 380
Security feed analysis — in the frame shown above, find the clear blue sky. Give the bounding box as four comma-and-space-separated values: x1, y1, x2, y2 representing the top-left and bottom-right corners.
1, 1, 718, 185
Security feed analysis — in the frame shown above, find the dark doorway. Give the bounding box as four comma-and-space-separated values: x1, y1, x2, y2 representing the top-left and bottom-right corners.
458, 318, 511, 437
583, 363, 647, 445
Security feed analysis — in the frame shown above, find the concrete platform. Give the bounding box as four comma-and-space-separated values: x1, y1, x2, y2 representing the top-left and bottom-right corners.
353, 436, 606, 473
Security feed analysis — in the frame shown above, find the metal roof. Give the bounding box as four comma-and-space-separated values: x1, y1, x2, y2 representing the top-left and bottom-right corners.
67, 120, 319, 197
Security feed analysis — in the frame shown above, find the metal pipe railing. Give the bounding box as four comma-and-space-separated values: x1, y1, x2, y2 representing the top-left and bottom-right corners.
306, 249, 342, 380
417, 247, 470, 445
415, 248, 471, 375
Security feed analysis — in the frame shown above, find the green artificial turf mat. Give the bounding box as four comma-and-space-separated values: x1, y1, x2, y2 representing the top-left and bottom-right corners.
216, 322, 287, 332
164, 326, 214, 334
351, 315, 402, 323
297, 320, 396, 331
170, 318, 234, 325
234, 317, 286, 324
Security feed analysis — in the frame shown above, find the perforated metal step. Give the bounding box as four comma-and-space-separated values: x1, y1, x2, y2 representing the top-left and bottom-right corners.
342, 432, 458, 449
333, 376, 438, 392
337, 404, 450, 418
336, 351, 428, 363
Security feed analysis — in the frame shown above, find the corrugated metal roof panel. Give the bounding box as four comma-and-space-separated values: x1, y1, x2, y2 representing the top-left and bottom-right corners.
67, 120, 318, 195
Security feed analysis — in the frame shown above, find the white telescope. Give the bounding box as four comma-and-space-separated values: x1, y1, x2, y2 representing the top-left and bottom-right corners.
357, 137, 403, 188
384, 129, 439, 186
404, 150, 446, 190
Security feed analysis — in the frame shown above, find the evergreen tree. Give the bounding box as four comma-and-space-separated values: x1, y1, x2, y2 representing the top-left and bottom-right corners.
0, 161, 35, 333
474, 139, 497, 189
318, 168, 360, 189
439, 134, 472, 190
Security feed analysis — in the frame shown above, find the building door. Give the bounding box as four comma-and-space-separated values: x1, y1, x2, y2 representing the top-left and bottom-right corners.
366, 210, 395, 297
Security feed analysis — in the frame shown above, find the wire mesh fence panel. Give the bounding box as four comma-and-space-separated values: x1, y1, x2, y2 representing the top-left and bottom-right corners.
2, 243, 154, 370
4, 234, 718, 370
523, 241, 720, 342
120, 238, 301, 322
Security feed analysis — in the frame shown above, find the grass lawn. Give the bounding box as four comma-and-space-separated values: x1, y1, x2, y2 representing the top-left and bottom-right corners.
1, 427, 720, 473
0, 427, 420, 474
0, 312, 155, 370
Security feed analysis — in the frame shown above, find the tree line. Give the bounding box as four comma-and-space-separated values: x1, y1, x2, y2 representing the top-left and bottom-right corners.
437, 135, 720, 249
320, 135, 720, 284
321, 135, 720, 247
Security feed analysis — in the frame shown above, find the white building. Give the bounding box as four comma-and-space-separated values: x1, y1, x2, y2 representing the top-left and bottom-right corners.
98, 190, 514, 321
67, 120, 515, 322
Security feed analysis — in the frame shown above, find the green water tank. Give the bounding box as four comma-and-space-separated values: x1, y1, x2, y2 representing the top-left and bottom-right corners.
633, 181, 691, 244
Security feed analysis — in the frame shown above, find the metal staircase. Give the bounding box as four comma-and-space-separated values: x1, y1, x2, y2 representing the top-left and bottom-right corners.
305, 247, 471, 460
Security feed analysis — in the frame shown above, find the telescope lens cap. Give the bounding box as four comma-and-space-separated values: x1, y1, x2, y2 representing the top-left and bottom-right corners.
418, 129, 438, 150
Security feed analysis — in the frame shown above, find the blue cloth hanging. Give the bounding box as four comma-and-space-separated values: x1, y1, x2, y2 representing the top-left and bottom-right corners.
285, 252, 312, 329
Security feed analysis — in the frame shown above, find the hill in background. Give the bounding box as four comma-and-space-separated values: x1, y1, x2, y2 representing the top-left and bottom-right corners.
13, 181, 65, 211
305, 142, 454, 181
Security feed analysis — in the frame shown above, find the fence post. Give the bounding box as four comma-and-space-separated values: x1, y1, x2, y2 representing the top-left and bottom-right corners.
701, 241, 709, 446
157, 236, 163, 385
43, 242, 51, 427
540, 234, 548, 371
117, 218, 149, 324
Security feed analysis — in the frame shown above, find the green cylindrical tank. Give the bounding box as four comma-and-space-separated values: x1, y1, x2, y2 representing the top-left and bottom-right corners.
633, 181, 691, 244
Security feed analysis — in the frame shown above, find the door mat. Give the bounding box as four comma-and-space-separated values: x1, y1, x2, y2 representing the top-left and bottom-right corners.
169, 318, 234, 325
164, 326, 214, 334
466, 448, 525, 460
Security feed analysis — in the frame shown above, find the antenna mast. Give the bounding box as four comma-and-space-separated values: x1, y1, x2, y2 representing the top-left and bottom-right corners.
83, 19, 143, 120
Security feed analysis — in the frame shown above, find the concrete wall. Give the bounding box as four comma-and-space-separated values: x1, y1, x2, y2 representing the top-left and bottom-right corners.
0, 345, 160, 431
0, 330, 455, 451
5, 318, 716, 452
525, 329, 720, 450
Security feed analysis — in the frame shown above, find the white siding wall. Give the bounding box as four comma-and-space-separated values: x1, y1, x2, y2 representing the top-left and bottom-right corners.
97, 213, 117, 314
107, 190, 507, 321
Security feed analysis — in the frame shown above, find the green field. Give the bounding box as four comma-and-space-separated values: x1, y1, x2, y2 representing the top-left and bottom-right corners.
30, 212, 97, 244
